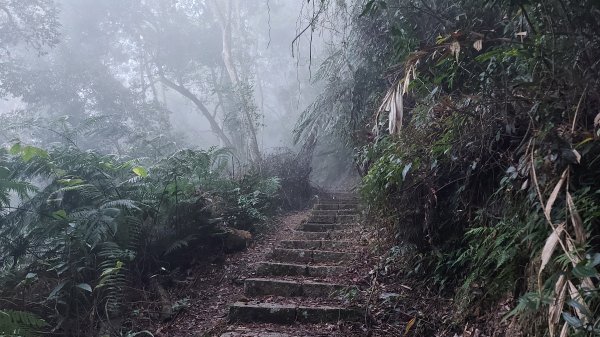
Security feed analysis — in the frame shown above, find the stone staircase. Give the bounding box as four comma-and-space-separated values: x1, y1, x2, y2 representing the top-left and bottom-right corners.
220, 192, 365, 336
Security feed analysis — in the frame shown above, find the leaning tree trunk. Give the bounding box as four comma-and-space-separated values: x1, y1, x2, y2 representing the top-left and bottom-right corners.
159, 74, 234, 149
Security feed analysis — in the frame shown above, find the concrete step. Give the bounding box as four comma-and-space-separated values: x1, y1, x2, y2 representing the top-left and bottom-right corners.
229, 302, 362, 324
280, 240, 354, 251
298, 223, 359, 232
255, 262, 345, 277
244, 278, 347, 298
315, 197, 358, 204
313, 203, 358, 210
290, 230, 357, 241
271, 248, 358, 264
307, 214, 358, 224
311, 209, 357, 216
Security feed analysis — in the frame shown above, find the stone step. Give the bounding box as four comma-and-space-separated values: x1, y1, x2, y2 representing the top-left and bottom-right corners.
280, 240, 353, 251
229, 302, 362, 324
313, 203, 359, 210
311, 209, 357, 216
315, 196, 358, 204
314, 200, 359, 206
271, 248, 358, 264
255, 262, 345, 277
290, 230, 357, 241
244, 278, 347, 298
307, 214, 358, 224
298, 223, 359, 232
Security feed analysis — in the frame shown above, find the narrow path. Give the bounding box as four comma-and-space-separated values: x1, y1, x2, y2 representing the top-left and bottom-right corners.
219, 192, 368, 337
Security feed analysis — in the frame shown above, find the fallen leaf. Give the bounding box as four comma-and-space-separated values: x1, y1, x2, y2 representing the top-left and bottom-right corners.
450, 41, 461, 61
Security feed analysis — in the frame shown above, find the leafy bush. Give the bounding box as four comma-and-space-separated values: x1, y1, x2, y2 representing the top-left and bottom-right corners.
299, 0, 600, 334
0, 143, 283, 336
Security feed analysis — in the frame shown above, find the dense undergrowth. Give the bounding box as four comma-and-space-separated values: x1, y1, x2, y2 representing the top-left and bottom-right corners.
0, 141, 312, 336
295, 0, 600, 335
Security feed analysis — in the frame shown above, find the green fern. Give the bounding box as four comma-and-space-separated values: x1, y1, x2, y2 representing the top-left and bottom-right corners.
0, 310, 47, 337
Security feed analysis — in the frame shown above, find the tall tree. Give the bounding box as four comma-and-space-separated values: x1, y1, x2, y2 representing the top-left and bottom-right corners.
210, 0, 262, 163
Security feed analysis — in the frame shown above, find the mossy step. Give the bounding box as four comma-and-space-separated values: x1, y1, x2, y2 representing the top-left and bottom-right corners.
270, 248, 358, 264
298, 223, 359, 232
229, 302, 362, 324
280, 240, 354, 251
255, 262, 345, 277
244, 278, 347, 298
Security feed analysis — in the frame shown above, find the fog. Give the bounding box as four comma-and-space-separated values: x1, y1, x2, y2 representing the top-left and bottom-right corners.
0, 0, 358, 188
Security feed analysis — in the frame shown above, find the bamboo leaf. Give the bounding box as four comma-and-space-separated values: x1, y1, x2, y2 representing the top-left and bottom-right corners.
404, 317, 416, 336
567, 281, 590, 322
548, 275, 567, 335
559, 322, 568, 337
565, 192, 585, 244
132, 166, 148, 177
538, 223, 564, 288
544, 169, 568, 222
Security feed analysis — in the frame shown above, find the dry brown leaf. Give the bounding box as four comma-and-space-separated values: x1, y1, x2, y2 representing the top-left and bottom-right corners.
450, 41, 461, 61
549, 275, 567, 335
403, 65, 413, 95
539, 223, 565, 289
473, 39, 483, 51
388, 92, 397, 134
559, 322, 569, 337
404, 317, 416, 336
566, 192, 585, 244
387, 81, 404, 134
544, 169, 569, 223
376, 87, 395, 136
567, 281, 589, 322
571, 149, 581, 164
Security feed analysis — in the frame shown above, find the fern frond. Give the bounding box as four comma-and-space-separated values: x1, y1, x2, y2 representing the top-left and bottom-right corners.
101, 199, 141, 211
0, 310, 47, 337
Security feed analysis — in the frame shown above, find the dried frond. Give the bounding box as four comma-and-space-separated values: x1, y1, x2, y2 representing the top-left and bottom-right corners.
538, 223, 564, 289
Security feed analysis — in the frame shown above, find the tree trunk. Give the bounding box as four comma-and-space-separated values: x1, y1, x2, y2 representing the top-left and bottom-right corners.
159, 74, 234, 149
210, 0, 262, 164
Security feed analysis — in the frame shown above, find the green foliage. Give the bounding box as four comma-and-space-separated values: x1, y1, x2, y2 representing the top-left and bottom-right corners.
452, 212, 530, 308
0, 310, 47, 337
0, 143, 282, 336
302, 0, 600, 333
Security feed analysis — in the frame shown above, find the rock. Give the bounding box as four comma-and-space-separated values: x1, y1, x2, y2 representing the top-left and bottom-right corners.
225, 229, 252, 253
